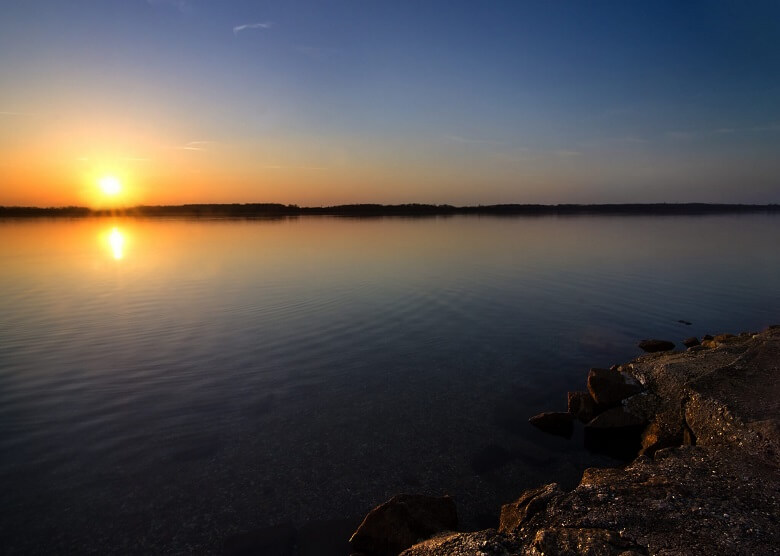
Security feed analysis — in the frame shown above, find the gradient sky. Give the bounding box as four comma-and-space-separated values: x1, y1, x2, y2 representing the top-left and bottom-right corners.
1, 0, 779, 206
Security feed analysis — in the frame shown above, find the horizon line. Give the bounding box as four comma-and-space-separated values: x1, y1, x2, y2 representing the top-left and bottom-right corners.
1, 202, 779, 218
1, 201, 779, 209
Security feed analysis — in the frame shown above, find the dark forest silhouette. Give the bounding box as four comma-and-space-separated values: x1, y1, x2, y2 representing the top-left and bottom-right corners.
1, 203, 778, 218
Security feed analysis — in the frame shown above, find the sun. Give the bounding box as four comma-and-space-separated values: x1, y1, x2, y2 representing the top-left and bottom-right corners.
99, 176, 122, 196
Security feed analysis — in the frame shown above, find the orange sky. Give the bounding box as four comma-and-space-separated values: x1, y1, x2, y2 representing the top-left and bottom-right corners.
2, 1, 779, 207
2, 116, 619, 208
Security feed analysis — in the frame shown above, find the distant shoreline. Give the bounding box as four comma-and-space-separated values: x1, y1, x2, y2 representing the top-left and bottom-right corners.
1, 203, 779, 218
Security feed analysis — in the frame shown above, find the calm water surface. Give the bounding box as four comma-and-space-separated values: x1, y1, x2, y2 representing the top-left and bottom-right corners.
1, 214, 779, 553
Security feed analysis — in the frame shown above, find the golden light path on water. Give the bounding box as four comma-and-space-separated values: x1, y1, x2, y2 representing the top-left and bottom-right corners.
107, 227, 126, 260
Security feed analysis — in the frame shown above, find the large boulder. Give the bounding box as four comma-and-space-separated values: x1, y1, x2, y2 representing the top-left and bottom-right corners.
628, 326, 780, 465
683, 336, 700, 347
349, 494, 457, 556
586, 368, 644, 407
637, 339, 675, 353
529, 412, 573, 438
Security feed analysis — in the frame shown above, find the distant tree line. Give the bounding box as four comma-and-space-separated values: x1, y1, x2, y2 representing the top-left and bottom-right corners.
1, 203, 778, 218
0, 206, 93, 217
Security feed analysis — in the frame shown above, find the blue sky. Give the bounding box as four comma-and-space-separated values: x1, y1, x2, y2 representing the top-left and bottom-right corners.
1, 0, 779, 205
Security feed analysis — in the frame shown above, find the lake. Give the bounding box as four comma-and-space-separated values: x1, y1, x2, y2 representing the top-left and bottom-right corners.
1, 214, 779, 553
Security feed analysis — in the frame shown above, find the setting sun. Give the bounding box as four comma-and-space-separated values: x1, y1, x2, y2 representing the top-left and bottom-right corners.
99, 176, 122, 196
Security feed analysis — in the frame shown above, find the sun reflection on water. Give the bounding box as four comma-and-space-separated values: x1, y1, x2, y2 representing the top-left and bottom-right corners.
107, 227, 125, 260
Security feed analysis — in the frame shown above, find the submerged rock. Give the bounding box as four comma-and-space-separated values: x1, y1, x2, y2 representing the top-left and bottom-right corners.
637, 339, 675, 353
529, 411, 574, 438
349, 494, 457, 556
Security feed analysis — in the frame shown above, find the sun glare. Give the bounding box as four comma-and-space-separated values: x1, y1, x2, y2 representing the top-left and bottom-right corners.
99, 176, 122, 196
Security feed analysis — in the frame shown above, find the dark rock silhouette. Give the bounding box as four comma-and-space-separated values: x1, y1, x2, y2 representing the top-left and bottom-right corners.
567, 390, 603, 423
349, 494, 457, 556
528, 412, 574, 438
683, 336, 700, 347
584, 407, 647, 459
586, 367, 644, 406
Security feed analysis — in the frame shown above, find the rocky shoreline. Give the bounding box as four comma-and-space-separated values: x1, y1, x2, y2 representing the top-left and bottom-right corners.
346, 326, 780, 555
